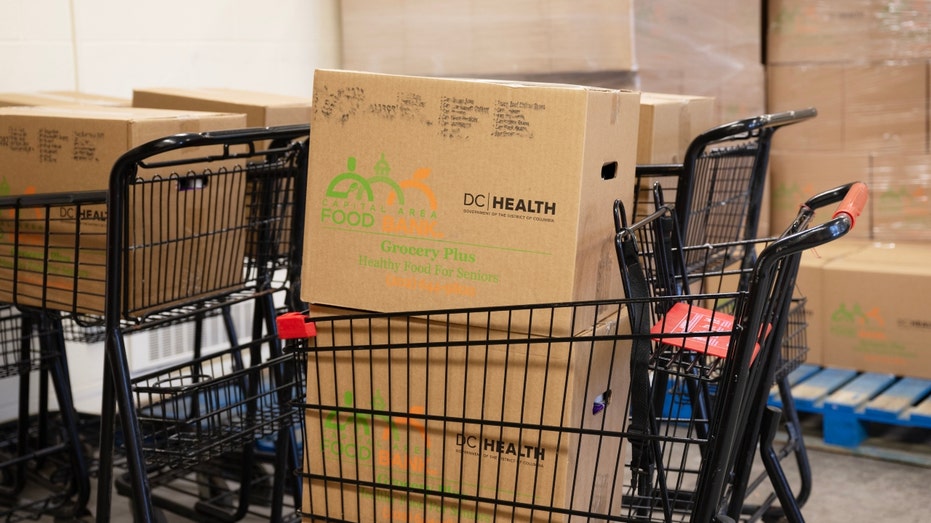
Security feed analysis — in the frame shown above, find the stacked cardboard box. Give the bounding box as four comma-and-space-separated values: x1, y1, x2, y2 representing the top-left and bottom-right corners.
766, 0, 931, 243
302, 69, 640, 330
635, 0, 766, 126
765, 0, 931, 374
636, 92, 715, 165
0, 91, 130, 107
300, 303, 631, 521
131, 87, 312, 128
339, 0, 634, 78
299, 69, 640, 520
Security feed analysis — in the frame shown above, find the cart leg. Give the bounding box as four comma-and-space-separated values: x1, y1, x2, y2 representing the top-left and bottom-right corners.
97, 336, 157, 523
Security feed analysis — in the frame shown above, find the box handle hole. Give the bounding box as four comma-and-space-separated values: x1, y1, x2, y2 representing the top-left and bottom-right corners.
601, 161, 618, 181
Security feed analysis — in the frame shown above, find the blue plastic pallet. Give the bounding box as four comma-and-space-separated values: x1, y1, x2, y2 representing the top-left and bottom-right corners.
769, 364, 931, 448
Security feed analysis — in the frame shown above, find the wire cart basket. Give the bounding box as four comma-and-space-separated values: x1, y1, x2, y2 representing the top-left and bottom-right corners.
90, 124, 310, 523
615, 182, 866, 523
629, 107, 818, 522
276, 181, 864, 523
1, 123, 309, 522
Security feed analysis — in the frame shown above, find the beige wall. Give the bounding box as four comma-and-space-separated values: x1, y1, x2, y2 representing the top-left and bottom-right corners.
0, 0, 341, 98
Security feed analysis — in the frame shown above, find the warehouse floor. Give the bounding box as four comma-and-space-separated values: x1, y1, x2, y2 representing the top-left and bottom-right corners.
23, 416, 930, 522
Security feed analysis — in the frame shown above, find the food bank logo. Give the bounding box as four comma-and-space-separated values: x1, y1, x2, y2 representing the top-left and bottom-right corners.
830, 302, 886, 340
876, 186, 927, 216
320, 154, 443, 238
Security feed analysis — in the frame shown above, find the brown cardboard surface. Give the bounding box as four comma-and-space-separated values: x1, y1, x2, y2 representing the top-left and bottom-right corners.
769, 151, 872, 240
636, 0, 762, 70
870, 153, 931, 242
766, 0, 931, 64
794, 239, 871, 366
0, 91, 130, 108
637, 62, 766, 127
767, 62, 928, 153
132, 87, 313, 127
0, 105, 248, 315
301, 304, 631, 522
302, 69, 640, 335
339, 0, 634, 76
822, 242, 931, 379
637, 92, 715, 165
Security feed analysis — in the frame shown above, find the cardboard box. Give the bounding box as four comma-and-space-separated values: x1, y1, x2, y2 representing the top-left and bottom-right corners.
339, 0, 635, 76
767, 62, 928, 153
131, 87, 312, 127
302, 304, 631, 522
870, 153, 931, 242
302, 70, 640, 334
766, 0, 931, 64
637, 92, 715, 164
769, 151, 872, 239
0, 91, 130, 108
638, 62, 766, 127
822, 243, 931, 379
794, 239, 871, 366
0, 105, 248, 315
637, 0, 762, 70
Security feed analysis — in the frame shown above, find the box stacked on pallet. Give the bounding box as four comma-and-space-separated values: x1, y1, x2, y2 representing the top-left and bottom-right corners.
634, 0, 766, 127
765, 0, 931, 375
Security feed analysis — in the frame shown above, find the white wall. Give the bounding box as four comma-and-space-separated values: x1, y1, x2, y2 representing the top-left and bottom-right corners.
0, 0, 341, 98
0, 0, 341, 417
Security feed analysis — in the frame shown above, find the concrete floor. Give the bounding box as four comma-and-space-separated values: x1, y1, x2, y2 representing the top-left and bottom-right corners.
18, 415, 931, 522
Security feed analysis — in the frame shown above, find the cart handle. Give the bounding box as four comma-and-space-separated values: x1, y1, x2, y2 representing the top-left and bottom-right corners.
277, 311, 317, 339
803, 181, 868, 228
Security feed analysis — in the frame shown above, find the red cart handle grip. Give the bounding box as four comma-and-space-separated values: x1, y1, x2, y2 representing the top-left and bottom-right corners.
832, 181, 868, 228
277, 311, 317, 339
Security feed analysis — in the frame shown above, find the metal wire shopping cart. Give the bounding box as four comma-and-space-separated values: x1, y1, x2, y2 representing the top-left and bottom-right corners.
628, 107, 819, 522
0, 124, 310, 521
92, 124, 311, 523
275, 182, 864, 522
615, 182, 866, 523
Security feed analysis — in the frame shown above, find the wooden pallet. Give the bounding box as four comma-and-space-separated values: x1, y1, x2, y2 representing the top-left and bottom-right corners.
770, 364, 931, 449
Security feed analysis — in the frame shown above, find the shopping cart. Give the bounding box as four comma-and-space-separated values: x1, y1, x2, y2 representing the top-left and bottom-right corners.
628, 107, 818, 521
615, 182, 866, 522
88, 124, 310, 522
275, 182, 864, 522
0, 305, 91, 520
632, 107, 817, 254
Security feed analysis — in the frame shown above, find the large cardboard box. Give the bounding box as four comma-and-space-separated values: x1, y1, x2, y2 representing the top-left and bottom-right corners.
767, 62, 928, 153
0, 105, 248, 315
637, 0, 761, 70
0, 91, 130, 108
637, 92, 715, 164
870, 153, 931, 242
794, 239, 871, 366
638, 62, 766, 127
302, 70, 640, 334
822, 243, 931, 379
131, 87, 312, 127
339, 0, 635, 76
769, 151, 872, 239
302, 304, 631, 522
766, 0, 931, 64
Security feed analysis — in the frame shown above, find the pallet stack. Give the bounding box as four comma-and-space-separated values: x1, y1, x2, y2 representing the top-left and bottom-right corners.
764, 0, 931, 448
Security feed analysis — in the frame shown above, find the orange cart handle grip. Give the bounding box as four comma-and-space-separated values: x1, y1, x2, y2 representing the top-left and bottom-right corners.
832, 181, 868, 228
